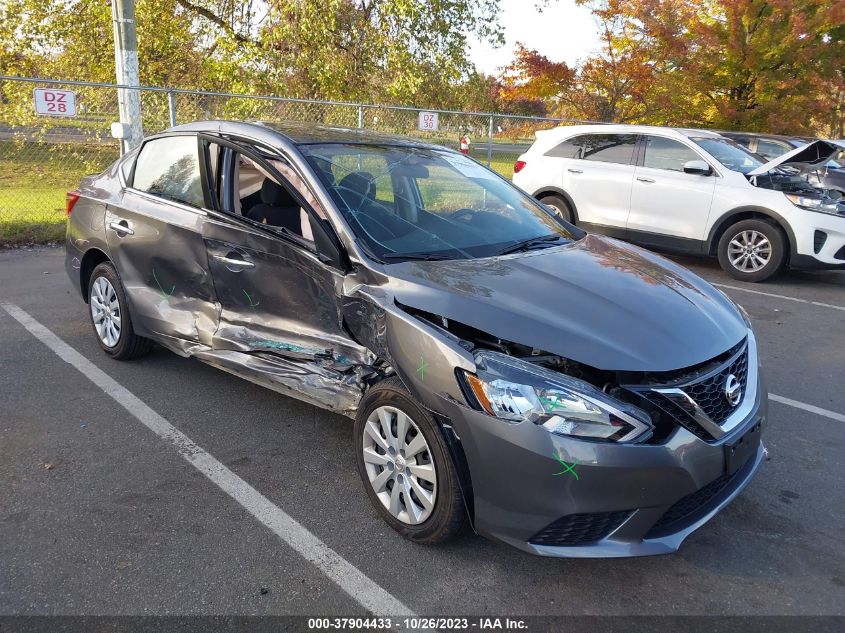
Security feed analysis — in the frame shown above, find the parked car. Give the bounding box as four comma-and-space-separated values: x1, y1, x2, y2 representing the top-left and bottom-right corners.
512, 124, 845, 281
716, 130, 814, 161
66, 121, 766, 557
719, 130, 845, 198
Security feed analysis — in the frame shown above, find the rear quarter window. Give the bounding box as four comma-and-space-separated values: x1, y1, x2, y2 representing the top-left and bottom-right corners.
544, 136, 583, 159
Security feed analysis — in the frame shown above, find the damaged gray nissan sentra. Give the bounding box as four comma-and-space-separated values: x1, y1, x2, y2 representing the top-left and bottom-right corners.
65, 121, 766, 557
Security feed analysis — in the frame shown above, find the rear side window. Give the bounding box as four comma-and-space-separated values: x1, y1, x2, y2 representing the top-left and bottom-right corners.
132, 136, 204, 208
755, 139, 789, 160
642, 136, 701, 172
545, 136, 583, 159
580, 134, 637, 165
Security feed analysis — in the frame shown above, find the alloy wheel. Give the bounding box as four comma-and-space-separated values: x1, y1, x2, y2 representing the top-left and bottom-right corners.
90, 276, 121, 347
727, 230, 771, 273
362, 405, 437, 525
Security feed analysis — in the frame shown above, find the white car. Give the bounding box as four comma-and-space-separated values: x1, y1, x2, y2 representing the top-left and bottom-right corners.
512, 124, 845, 281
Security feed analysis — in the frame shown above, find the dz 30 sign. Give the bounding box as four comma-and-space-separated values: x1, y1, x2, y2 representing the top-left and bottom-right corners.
33, 88, 77, 117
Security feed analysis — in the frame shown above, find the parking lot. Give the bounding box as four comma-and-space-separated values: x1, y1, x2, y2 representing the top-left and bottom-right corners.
1, 245, 844, 620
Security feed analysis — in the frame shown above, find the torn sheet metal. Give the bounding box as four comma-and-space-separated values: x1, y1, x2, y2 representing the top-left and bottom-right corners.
192, 348, 365, 416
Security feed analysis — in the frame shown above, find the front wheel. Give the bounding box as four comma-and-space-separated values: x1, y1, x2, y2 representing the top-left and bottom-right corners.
717, 219, 787, 282
354, 377, 466, 544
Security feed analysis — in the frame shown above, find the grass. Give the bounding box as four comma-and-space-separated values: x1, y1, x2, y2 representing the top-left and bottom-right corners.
0, 141, 117, 245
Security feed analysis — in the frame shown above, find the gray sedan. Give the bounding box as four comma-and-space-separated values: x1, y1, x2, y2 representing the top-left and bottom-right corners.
65, 121, 766, 557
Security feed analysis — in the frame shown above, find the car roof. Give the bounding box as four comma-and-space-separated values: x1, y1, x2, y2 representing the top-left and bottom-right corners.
534, 123, 724, 142
717, 130, 815, 143
166, 119, 442, 149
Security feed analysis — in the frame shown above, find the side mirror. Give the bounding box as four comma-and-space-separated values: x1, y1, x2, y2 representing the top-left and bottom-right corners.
683, 160, 713, 176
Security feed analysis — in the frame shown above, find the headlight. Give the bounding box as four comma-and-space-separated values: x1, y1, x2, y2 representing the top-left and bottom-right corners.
784, 192, 843, 216
460, 351, 652, 443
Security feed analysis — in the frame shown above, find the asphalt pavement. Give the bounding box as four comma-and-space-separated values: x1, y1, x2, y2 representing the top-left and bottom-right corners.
1, 245, 844, 619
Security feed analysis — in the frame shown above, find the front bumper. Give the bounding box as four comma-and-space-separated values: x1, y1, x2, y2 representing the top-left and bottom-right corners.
791, 210, 845, 268
437, 378, 767, 558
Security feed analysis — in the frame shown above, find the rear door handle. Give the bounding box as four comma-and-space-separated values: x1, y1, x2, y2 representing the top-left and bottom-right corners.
213, 253, 255, 271
636, 176, 655, 183
567, 168, 583, 174
108, 221, 134, 236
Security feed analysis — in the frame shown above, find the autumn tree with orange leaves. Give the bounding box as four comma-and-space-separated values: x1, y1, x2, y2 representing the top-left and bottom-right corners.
505, 0, 845, 136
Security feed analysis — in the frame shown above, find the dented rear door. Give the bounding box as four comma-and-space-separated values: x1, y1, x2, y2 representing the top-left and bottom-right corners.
106, 134, 218, 350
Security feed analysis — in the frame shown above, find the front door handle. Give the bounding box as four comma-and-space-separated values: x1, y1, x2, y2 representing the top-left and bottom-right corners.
636, 176, 655, 183
213, 253, 255, 271
567, 168, 583, 174
108, 221, 134, 236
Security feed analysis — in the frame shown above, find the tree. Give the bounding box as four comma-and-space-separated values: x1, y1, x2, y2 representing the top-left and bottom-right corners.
0, 0, 508, 107
576, 0, 845, 133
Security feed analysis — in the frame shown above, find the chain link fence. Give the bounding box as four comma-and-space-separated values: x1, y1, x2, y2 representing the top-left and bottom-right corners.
0, 76, 583, 245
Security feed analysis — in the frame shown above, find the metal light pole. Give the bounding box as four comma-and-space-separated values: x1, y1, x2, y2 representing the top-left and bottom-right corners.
111, 0, 143, 151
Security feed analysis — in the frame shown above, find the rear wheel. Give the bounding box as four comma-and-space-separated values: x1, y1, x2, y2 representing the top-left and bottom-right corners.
354, 377, 466, 544
88, 262, 152, 360
717, 219, 787, 282
540, 194, 574, 224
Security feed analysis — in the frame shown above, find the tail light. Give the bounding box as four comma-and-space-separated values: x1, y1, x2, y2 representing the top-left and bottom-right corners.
66, 191, 80, 216
513, 160, 526, 174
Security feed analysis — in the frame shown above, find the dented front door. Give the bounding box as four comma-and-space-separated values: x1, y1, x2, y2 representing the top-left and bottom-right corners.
202, 217, 365, 370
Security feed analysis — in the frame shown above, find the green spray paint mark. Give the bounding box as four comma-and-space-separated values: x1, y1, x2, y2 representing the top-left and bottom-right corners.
417, 356, 428, 381
553, 457, 579, 480
242, 289, 260, 308
152, 269, 175, 300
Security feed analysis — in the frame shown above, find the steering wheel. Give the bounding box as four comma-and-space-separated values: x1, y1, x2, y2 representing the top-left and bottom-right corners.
447, 208, 476, 223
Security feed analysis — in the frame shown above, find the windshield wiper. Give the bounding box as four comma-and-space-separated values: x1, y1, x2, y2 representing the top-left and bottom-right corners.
382, 251, 458, 262
495, 234, 566, 256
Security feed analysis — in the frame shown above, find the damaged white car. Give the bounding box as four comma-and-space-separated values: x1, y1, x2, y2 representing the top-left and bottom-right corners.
513, 125, 845, 281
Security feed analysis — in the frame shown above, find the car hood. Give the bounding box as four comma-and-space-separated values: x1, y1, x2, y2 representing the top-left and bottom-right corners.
384, 235, 747, 372
748, 139, 845, 176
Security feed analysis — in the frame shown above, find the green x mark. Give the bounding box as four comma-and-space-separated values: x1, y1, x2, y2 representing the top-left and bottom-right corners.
417, 356, 428, 381
242, 289, 260, 308
152, 269, 175, 300
553, 457, 580, 480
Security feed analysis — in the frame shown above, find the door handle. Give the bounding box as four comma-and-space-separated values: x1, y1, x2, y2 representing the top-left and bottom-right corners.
213, 253, 255, 271
567, 168, 583, 174
108, 221, 134, 236
636, 177, 655, 183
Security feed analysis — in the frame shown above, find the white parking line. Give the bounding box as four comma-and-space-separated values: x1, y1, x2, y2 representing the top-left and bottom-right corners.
712, 282, 845, 312
0, 302, 414, 618
769, 394, 845, 423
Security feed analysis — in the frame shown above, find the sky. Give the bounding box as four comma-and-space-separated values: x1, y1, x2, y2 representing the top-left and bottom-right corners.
468, 0, 603, 76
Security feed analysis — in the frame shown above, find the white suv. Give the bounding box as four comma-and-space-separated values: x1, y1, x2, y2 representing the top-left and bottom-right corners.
512, 124, 845, 281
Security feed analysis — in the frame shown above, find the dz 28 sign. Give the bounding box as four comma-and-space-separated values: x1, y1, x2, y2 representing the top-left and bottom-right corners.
33, 88, 77, 117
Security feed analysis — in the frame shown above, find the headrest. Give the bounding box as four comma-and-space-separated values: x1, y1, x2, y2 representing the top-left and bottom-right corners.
338, 171, 376, 200
261, 179, 297, 206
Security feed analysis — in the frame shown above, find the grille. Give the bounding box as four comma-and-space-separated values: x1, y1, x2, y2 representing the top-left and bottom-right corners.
814, 230, 827, 254
835, 245, 845, 261
640, 391, 712, 441
529, 510, 632, 546
682, 345, 749, 425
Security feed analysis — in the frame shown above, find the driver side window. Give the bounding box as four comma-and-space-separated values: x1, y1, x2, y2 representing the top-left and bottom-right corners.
212, 143, 326, 244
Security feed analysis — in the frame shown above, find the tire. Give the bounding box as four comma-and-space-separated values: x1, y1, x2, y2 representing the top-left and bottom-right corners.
540, 194, 574, 224
354, 377, 467, 544
717, 219, 788, 282
87, 262, 152, 360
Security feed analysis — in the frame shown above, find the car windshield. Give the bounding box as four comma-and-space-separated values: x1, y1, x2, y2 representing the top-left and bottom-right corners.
692, 137, 766, 174
301, 143, 579, 262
